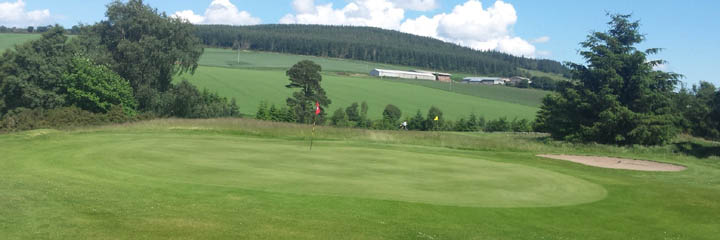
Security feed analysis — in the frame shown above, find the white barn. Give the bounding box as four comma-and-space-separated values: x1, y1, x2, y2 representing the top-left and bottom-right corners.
463, 77, 506, 85
370, 69, 436, 81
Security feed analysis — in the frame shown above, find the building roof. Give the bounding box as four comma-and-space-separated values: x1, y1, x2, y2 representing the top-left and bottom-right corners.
373, 69, 436, 77
463, 77, 504, 82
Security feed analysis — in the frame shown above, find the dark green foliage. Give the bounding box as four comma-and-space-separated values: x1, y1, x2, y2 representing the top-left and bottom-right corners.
516, 79, 530, 89
285, 60, 331, 124
485, 117, 511, 132
0, 105, 134, 132
256, 101, 268, 120
255, 102, 296, 123
408, 110, 425, 131
535, 14, 680, 145
530, 76, 558, 91
149, 80, 238, 118
330, 108, 350, 127
195, 24, 569, 76
510, 118, 533, 132
425, 106, 443, 131
674, 82, 720, 139
63, 57, 137, 116
90, 0, 203, 109
382, 104, 402, 126
345, 102, 360, 122
0, 27, 72, 114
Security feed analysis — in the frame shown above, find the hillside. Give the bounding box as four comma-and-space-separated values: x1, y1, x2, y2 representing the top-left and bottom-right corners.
181, 66, 540, 120
195, 24, 570, 77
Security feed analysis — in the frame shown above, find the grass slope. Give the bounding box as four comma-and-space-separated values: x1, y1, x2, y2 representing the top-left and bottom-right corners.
200, 48, 411, 73
1, 119, 719, 239
182, 66, 540, 120
0, 33, 41, 51
394, 79, 549, 108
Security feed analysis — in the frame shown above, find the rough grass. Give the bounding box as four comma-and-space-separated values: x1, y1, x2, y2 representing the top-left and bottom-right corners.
1, 118, 719, 239
181, 66, 540, 120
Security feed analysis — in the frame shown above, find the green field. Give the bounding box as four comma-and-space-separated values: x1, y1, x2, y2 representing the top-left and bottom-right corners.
0, 35, 553, 119
0, 33, 41, 51
394, 79, 549, 108
2, 119, 719, 239
200, 48, 412, 73
182, 66, 540, 120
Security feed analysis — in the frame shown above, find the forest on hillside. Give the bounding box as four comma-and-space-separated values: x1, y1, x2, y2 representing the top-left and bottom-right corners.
195, 24, 570, 77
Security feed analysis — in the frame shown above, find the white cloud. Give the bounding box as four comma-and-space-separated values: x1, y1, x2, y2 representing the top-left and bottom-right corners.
293, 0, 316, 14
532, 36, 550, 43
280, 0, 406, 29
172, 0, 260, 25
0, 0, 51, 27
283, 0, 543, 57
389, 0, 438, 11
401, 0, 538, 57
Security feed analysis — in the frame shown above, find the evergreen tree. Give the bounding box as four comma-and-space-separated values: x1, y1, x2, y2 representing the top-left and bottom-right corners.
285, 60, 331, 124
535, 14, 680, 145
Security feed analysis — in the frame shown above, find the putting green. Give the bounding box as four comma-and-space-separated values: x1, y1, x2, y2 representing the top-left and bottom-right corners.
2, 130, 606, 208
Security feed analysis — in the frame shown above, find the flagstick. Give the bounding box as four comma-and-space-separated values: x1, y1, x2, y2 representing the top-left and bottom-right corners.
310, 115, 316, 151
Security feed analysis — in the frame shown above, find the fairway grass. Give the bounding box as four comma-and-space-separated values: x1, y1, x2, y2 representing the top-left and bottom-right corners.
182, 66, 540, 120
2, 119, 720, 239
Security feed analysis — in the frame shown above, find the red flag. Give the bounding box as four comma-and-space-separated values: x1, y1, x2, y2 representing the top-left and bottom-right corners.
315, 101, 321, 115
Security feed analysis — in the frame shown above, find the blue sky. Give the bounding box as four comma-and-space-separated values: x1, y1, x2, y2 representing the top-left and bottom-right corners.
4, 0, 719, 86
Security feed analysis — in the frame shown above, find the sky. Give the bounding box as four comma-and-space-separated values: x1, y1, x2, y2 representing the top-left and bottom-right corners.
1, 0, 718, 86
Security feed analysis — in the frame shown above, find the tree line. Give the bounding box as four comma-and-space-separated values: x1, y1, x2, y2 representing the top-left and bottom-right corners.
194, 24, 570, 77
0, 0, 237, 132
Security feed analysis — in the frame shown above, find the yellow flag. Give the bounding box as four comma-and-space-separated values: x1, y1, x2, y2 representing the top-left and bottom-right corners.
434, 116, 439, 121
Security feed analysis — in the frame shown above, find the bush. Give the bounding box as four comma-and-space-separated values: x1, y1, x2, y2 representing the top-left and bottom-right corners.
0, 106, 132, 132
149, 80, 239, 118
485, 117, 511, 132
330, 108, 350, 127
63, 57, 137, 116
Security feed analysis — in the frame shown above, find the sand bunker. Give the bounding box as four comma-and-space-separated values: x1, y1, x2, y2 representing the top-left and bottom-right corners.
538, 155, 686, 172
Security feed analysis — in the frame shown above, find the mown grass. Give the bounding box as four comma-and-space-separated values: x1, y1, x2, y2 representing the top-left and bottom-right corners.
392, 78, 550, 108
181, 66, 540, 120
1, 118, 719, 239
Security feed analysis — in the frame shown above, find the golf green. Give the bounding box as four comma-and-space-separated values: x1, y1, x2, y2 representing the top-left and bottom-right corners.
2, 130, 605, 208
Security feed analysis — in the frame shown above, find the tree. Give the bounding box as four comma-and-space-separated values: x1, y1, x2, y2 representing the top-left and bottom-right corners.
62, 57, 137, 116
285, 60, 331, 124
345, 102, 360, 122
27, 26, 34, 33
530, 76, 558, 91
0, 27, 72, 115
256, 101, 268, 120
382, 104, 402, 127
676, 82, 720, 139
535, 14, 680, 145
408, 110, 425, 130
330, 108, 349, 127
425, 106, 443, 131
91, 0, 204, 109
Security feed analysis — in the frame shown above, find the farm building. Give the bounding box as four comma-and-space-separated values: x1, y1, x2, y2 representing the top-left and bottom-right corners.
412, 70, 453, 82
370, 69, 436, 80
434, 72, 452, 82
463, 77, 506, 85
